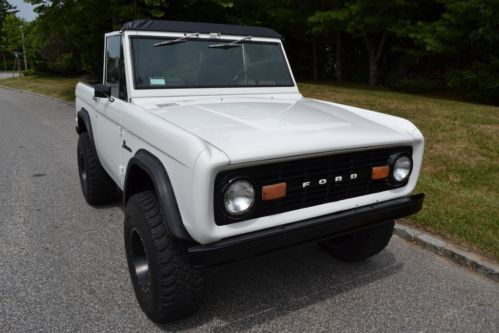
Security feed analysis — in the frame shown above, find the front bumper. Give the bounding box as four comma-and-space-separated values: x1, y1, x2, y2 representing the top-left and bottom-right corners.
188, 193, 425, 267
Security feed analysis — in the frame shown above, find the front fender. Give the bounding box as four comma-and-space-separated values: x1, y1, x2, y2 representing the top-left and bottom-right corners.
123, 149, 192, 241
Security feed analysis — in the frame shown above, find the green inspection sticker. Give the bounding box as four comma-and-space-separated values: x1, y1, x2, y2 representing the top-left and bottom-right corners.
149, 77, 166, 86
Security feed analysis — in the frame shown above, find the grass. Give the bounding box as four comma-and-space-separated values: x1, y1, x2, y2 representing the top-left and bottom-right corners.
0, 75, 81, 102
0, 75, 497, 260
300, 82, 499, 260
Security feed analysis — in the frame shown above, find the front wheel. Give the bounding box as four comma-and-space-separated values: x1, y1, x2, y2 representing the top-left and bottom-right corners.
124, 191, 205, 323
319, 221, 394, 262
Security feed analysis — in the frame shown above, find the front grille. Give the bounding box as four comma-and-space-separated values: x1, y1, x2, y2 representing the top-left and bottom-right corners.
215, 146, 412, 225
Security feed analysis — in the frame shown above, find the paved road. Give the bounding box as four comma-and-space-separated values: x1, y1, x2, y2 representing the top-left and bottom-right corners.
0, 87, 497, 332
0, 72, 20, 79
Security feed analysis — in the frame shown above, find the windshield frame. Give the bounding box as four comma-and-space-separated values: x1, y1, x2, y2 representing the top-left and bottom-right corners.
122, 31, 298, 99
129, 35, 295, 90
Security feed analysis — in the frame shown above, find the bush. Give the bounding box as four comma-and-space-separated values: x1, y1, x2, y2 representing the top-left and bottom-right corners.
447, 60, 499, 104
22, 69, 38, 76
384, 54, 446, 93
386, 75, 445, 93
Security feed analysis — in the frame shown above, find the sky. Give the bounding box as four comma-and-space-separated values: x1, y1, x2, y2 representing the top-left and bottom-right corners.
10, 0, 38, 21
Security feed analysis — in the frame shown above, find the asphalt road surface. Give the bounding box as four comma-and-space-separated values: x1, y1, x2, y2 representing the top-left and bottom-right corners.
0, 87, 497, 332
0, 72, 20, 79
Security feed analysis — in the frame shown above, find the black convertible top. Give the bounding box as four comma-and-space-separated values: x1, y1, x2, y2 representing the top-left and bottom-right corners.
122, 20, 282, 39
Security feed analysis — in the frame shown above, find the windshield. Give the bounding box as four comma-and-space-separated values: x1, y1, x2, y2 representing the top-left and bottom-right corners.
130, 37, 294, 89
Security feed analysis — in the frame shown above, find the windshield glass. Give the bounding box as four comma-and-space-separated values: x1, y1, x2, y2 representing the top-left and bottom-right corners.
130, 37, 294, 89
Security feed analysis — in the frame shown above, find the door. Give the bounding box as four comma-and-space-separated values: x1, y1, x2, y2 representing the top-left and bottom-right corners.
93, 34, 128, 186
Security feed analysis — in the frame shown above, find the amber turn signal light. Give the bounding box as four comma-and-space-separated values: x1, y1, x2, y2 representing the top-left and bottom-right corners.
262, 182, 287, 201
371, 165, 390, 180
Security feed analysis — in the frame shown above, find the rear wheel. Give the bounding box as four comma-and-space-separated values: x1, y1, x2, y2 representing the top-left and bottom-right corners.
124, 190, 205, 323
77, 132, 116, 205
319, 221, 394, 262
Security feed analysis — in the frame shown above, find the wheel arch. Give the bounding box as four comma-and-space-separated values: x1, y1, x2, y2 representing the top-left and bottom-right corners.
124, 149, 192, 241
76, 108, 95, 147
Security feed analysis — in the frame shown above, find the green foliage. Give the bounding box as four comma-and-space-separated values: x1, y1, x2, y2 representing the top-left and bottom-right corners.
8, 0, 499, 103
308, 1, 418, 86
0, 0, 17, 24
22, 68, 37, 75
408, 0, 499, 102
0, 0, 18, 54
448, 60, 499, 102
308, 6, 348, 35
1, 14, 24, 53
23, 0, 240, 75
386, 75, 444, 93
410, 0, 499, 55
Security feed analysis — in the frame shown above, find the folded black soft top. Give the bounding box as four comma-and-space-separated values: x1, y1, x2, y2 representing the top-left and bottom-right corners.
122, 20, 282, 39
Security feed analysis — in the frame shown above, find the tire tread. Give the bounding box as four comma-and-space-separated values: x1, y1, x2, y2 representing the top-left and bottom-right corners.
77, 132, 116, 205
125, 191, 205, 323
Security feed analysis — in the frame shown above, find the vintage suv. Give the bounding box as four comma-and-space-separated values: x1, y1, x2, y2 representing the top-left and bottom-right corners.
75, 20, 425, 322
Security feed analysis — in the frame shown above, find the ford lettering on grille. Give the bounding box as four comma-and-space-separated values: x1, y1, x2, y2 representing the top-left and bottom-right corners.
302, 172, 359, 189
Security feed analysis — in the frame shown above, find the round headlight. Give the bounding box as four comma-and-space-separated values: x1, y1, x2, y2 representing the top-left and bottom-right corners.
224, 180, 255, 216
392, 154, 413, 182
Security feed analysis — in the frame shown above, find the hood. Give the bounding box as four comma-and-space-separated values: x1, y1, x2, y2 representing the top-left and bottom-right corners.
143, 96, 416, 164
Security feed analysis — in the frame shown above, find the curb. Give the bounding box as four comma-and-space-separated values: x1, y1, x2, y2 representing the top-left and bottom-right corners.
394, 223, 499, 282
0, 84, 75, 106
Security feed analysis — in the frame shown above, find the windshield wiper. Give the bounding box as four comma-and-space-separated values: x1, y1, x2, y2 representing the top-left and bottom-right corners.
153, 32, 200, 47
209, 35, 252, 48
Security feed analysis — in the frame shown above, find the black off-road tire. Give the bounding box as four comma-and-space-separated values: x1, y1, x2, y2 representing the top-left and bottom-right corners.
124, 191, 205, 323
77, 132, 116, 205
319, 221, 394, 262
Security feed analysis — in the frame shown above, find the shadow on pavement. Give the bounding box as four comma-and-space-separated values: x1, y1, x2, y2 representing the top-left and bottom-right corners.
158, 243, 403, 332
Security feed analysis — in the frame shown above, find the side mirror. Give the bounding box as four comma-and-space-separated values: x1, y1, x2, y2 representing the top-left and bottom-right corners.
94, 84, 111, 98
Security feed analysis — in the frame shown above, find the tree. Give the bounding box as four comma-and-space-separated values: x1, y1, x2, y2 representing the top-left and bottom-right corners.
0, 0, 16, 25
309, 0, 415, 86
1, 14, 27, 69
408, 0, 499, 101
308, 1, 348, 82
0, 0, 17, 68
24, 0, 236, 75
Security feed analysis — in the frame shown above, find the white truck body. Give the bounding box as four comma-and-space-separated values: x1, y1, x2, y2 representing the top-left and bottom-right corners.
75, 24, 424, 244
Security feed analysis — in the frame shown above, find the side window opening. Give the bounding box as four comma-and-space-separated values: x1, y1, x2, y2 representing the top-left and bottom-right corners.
105, 35, 127, 101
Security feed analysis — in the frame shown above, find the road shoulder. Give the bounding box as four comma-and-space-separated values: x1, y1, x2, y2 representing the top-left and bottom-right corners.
395, 223, 499, 282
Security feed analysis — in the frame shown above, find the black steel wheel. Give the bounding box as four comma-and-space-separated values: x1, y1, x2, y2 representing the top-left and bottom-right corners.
130, 228, 151, 293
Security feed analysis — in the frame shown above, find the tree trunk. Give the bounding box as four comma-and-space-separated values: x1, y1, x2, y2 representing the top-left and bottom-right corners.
21, 30, 28, 71
363, 33, 387, 86
368, 51, 377, 86
312, 37, 318, 81
335, 31, 343, 83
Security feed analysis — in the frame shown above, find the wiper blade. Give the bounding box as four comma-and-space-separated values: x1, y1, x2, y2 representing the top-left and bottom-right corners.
154, 32, 199, 47
209, 35, 252, 48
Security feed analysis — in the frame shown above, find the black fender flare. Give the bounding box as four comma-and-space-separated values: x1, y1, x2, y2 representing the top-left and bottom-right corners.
123, 149, 192, 241
76, 108, 95, 147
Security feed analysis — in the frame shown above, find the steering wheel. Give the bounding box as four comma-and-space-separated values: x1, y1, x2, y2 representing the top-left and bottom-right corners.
232, 69, 259, 85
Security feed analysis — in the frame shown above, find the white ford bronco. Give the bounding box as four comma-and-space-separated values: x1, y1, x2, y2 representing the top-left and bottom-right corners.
75, 20, 425, 322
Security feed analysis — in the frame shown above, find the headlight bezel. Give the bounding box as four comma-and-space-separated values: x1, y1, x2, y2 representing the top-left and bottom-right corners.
388, 152, 413, 185
217, 176, 257, 221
